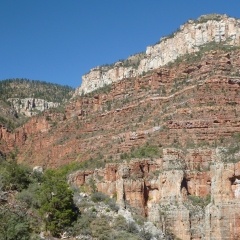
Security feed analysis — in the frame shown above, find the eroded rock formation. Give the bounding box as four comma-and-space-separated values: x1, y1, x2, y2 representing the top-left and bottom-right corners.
68, 149, 240, 240
74, 14, 240, 95
8, 98, 60, 117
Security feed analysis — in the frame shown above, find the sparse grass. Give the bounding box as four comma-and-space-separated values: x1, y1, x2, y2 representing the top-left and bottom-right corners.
188, 194, 211, 208
119, 144, 161, 161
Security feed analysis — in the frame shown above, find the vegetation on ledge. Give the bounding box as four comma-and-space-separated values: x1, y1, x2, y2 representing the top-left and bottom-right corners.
0, 78, 74, 103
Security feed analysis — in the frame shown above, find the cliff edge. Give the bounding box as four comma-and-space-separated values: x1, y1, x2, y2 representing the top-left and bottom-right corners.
74, 14, 240, 96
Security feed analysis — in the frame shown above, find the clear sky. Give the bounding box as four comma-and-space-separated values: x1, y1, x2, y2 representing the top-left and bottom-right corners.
1, 0, 240, 88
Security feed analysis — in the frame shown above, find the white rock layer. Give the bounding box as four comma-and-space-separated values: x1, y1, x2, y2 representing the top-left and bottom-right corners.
8, 98, 60, 117
74, 14, 240, 96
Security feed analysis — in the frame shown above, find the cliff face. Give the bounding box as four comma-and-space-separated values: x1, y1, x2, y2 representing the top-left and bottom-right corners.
68, 149, 240, 240
2, 48, 240, 167
74, 14, 240, 95
8, 98, 60, 117
0, 79, 74, 130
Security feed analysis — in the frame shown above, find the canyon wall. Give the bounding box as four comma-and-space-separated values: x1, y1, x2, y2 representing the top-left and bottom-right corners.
2, 49, 240, 167
74, 14, 240, 95
8, 98, 60, 117
68, 149, 240, 240
1, 15, 240, 239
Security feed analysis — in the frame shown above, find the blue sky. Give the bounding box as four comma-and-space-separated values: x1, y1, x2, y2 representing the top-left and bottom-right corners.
1, 0, 240, 88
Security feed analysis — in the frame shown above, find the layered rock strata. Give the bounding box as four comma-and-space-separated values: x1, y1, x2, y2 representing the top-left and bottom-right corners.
68, 149, 240, 240
75, 14, 240, 95
2, 50, 240, 167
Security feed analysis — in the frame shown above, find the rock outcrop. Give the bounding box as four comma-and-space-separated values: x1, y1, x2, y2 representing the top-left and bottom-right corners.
74, 14, 240, 95
8, 98, 60, 117
68, 149, 240, 239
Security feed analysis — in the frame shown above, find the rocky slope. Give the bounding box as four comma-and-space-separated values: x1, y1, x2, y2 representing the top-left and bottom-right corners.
0, 78, 73, 129
2, 46, 240, 166
74, 14, 240, 95
68, 148, 240, 240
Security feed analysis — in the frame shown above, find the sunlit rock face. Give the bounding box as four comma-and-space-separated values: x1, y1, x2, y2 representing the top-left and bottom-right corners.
68, 151, 240, 240
8, 98, 60, 117
74, 14, 240, 96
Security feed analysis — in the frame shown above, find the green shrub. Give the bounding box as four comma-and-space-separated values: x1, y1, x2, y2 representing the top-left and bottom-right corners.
113, 231, 140, 240
16, 183, 40, 208
127, 221, 138, 233
131, 144, 159, 158
133, 214, 145, 226
91, 216, 112, 240
114, 215, 128, 231
89, 178, 97, 193
91, 191, 119, 211
188, 194, 211, 208
139, 229, 152, 240
0, 207, 31, 240
105, 198, 119, 212
0, 160, 32, 191
70, 211, 96, 236
91, 192, 108, 202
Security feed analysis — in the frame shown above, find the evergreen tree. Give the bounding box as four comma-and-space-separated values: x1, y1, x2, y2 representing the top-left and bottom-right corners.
37, 170, 77, 237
